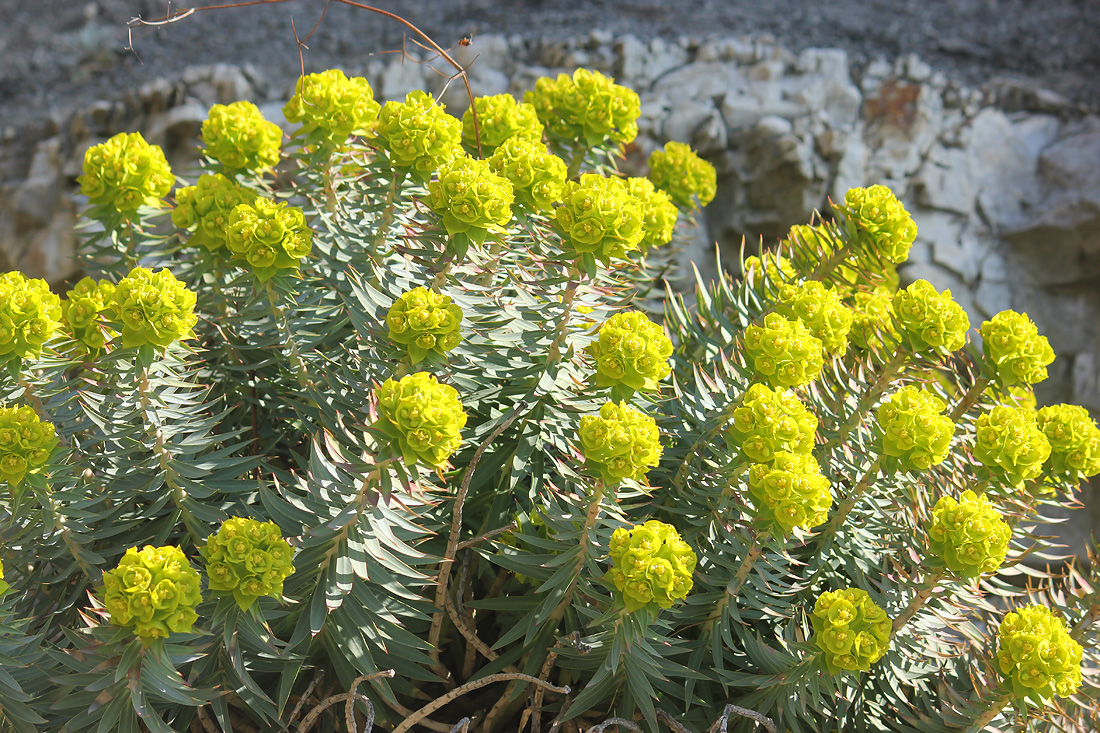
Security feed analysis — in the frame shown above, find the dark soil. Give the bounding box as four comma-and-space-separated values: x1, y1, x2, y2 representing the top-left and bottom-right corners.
2, 0, 1099, 130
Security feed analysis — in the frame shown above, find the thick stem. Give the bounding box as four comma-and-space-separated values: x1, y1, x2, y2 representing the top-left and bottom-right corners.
371, 176, 398, 264
814, 457, 882, 545
544, 267, 582, 366
264, 280, 313, 394
137, 363, 203, 547
950, 376, 991, 423
565, 147, 589, 181
545, 481, 607, 629
823, 349, 908, 455
891, 571, 946, 635
727, 529, 767, 600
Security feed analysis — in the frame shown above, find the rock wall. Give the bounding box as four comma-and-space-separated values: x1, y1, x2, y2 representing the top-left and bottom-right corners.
1, 33, 1097, 546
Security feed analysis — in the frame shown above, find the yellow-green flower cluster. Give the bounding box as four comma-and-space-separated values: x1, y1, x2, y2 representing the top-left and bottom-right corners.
747, 451, 832, 533
111, 267, 197, 349
488, 138, 567, 213
555, 174, 645, 265
742, 253, 795, 294
79, 132, 174, 217
647, 141, 717, 211
874, 386, 955, 473
743, 313, 825, 389
373, 90, 461, 181
375, 372, 466, 468
840, 185, 917, 264
172, 173, 258, 253
587, 311, 673, 399
577, 401, 662, 485
626, 177, 678, 255
928, 490, 1010, 579
0, 405, 58, 486
225, 198, 313, 282
974, 406, 1051, 487
461, 94, 543, 152
847, 287, 896, 351
427, 157, 513, 247
607, 520, 695, 612
524, 68, 640, 147
101, 545, 202, 643
283, 69, 380, 146
980, 310, 1055, 387
811, 588, 891, 675
61, 277, 116, 353
775, 280, 854, 355
201, 101, 282, 172
891, 279, 970, 354
996, 605, 1083, 701
1035, 404, 1100, 480
0, 272, 62, 362
201, 517, 295, 610
725, 383, 817, 462
386, 287, 463, 364
0, 557, 7, 597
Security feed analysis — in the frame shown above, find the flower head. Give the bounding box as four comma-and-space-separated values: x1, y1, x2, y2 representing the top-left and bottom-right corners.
225, 198, 313, 282
524, 68, 640, 147
173, 173, 258, 253
973, 405, 1051, 488
891, 279, 969, 354
839, 185, 917, 264
725, 383, 817, 462
283, 69, 380, 146
775, 280, 854, 355
110, 267, 198, 349
101, 545, 202, 643
625, 177, 678, 255
79, 132, 174, 218
578, 402, 662, 485
743, 313, 825, 389
586, 311, 673, 400
60, 277, 116, 354
461, 94, 543, 152
488, 138, 567, 214
201, 517, 295, 610
555, 174, 645, 266
386, 287, 463, 364
427, 156, 513, 247
647, 141, 717, 210
811, 588, 891, 675
742, 253, 795, 295
1035, 404, 1100, 480
0, 272, 63, 362
996, 605, 1083, 701
874, 386, 955, 473
0, 405, 58, 486
373, 90, 461, 182
374, 372, 466, 468
608, 520, 694, 611
928, 490, 1011, 579
980, 310, 1055, 387
201, 101, 282, 172
747, 451, 832, 534
848, 287, 897, 352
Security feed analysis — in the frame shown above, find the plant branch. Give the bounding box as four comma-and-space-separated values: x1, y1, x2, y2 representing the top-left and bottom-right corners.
709, 703, 778, 733
391, 674, 570, 733
950, 376, 991, 423
891, 571, 946, 635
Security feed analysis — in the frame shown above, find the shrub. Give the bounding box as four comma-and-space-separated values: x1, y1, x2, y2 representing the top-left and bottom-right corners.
0, 64, 1097, 733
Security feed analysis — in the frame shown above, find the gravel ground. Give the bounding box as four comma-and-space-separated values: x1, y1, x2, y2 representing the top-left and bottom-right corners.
2, 0, 1099, 130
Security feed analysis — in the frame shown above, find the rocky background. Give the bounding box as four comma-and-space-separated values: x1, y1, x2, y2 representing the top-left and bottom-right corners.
2, 0, 1099, 551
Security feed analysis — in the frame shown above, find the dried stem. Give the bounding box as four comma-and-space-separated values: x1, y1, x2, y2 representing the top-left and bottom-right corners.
709, 703, 778, 733
391, 674, 570, 733
585, 718, 641, 733
429, 402, 529, 671
345, 671, 396, 733
655, 709, 692, 733
287, 668, 325, 724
